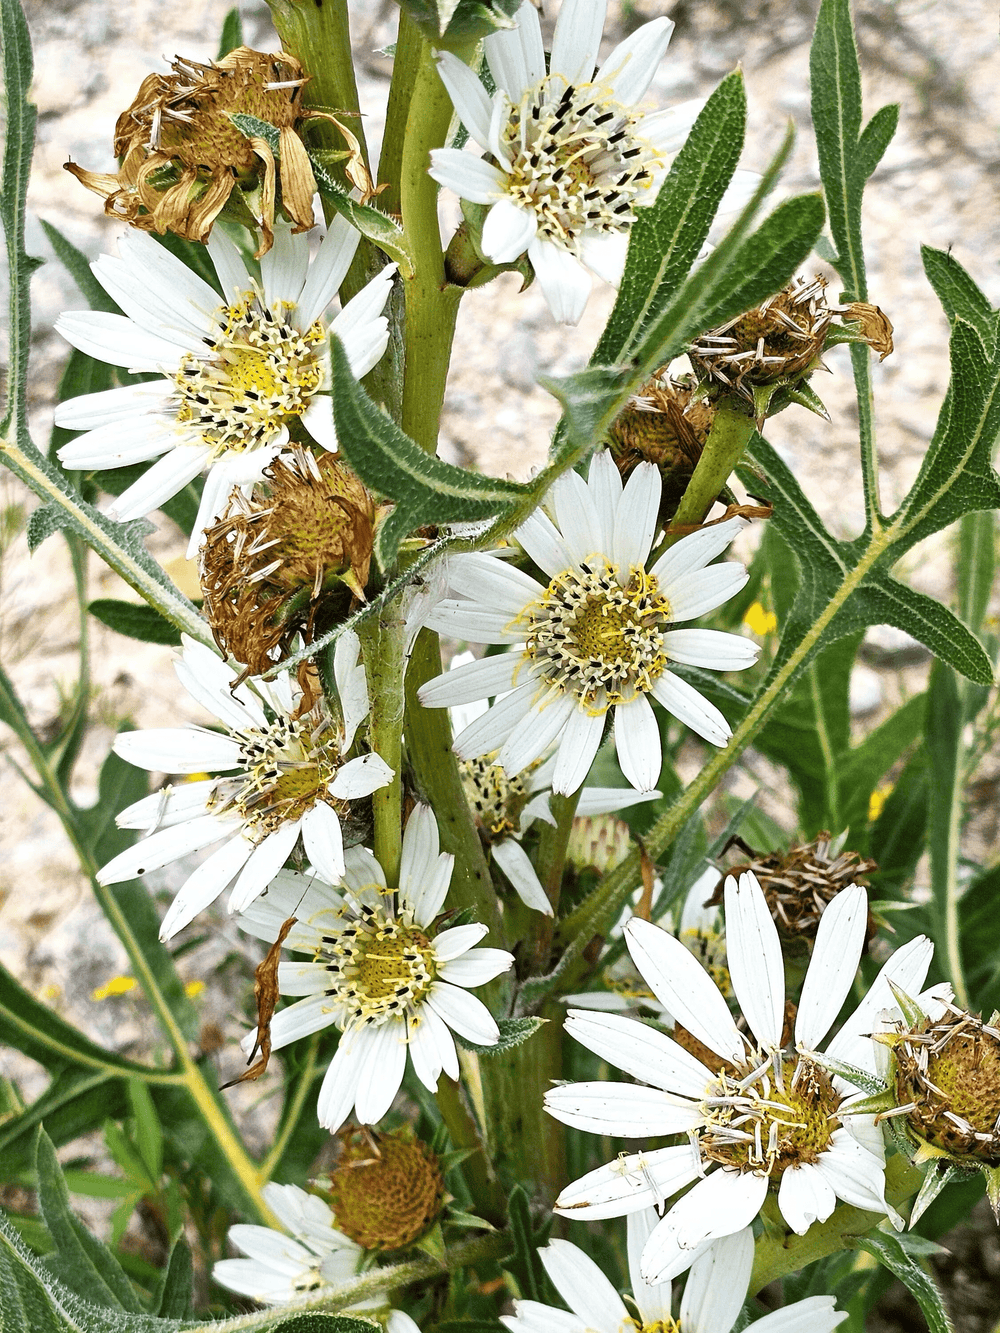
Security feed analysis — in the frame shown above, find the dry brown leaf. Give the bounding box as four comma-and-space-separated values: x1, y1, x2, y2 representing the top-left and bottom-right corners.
221, 915, 295, 1088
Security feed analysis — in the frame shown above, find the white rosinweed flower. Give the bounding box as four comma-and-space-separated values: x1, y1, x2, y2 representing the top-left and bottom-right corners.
237, 804, 514, 1132
54, 218, 395, 553
430, 0, 703, 323
546, 873, 937, 1282
101, 632, 393, 941
501, 1214, 846, 1333
418, 451, 758, 797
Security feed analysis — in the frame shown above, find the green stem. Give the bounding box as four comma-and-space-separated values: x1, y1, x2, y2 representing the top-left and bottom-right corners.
526, 791, 580, 974
435, 1074, 507, 1227
749, 1154, 922, 1294
359, 606, 406, 886
377, 8, 423, 217
0, 668, 275, 1224
259, 1036, 320, 1182
404, 631, 502, 941
660, 401, 756, 547
398, 31, 470, 451
851, 341, 885, 529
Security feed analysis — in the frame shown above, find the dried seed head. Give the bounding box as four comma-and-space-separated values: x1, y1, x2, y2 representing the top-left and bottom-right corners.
689, 274, 893, 401
716, 832, 878, 947
200, 448, 375, 676
327, 1127, 445, 1250
566, 814, 632, 877
608, 372, 716, 519
895, 1009, 1000, 1167
65, 48, 317, 255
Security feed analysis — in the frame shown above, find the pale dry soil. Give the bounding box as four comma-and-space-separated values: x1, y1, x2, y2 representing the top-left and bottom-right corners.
0, 1, 999, 1322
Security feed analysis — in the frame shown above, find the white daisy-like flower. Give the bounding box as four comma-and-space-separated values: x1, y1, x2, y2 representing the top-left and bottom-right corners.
430, 0, 702, 323
417, 451, 758, 796
546, 873, 936, 1282
448, 654, 660, 914
54, 218, 395, 554
213, 1182, 374, 1306
501, 1215, 846, 1333
100, 631, 393, 941
236, 804, 514, 1132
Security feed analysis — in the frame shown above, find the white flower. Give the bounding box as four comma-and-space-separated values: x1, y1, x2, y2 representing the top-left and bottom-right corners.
54, 218, 395, 554
430, 0, 698, 323
100, 631, 393, 941
236, 804, 514, 1132
213, 1182, 373, 1306
449, 653, 660, 914
500, 1216, 846, 1333
417, 451, 758, 796
547, 873, 936, 1282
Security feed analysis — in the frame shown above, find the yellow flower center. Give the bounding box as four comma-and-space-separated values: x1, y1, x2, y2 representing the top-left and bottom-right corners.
174, 292, 325, 454
519, 561, 670, 712
313, 905, 437, 1028
459, 752, 529, 837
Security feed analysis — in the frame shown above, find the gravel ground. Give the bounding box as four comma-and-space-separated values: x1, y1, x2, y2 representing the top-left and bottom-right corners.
1, 0, 999, 1322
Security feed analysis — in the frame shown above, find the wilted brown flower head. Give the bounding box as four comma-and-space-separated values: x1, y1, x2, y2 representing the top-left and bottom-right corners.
894, 1005, 1000, 1169
689, 274, 893, 399
65, 48, 317, 256
714, 831, 878, 947
608, 372, 716, 519
200, 448, 375, 676
327, 1127, 445, 1250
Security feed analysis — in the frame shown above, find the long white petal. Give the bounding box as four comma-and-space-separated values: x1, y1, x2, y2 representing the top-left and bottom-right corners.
678, 1227, 754, 1333
57, 418, 176, 469
825, 935, 933, 1070
423, 600, 524, 643
159, 834, 254, 940
113, 725, 241, 773
447, 551, 544, 615
296, 214, 362, 328
613, 461, 660, 571
554, 1144, 702, 1220
795, 883, 868, 1050
753, 1297, 847, 1333
484, 0, 545, 101
550, 0, 606, 83
778, 1163, 838, 1236
725, 871, 784, 1050
227, 820, 301, 913
260, 222, 309, 309
333, 627, 369, 749
515, 506, 575, 579
614, 694, 661, 793
545, 1082, 702, 1136
116, 779, 216, 832
426, 983, 499, 1046
452, 680, 539, 758
625, 917, 743, 1064
650, 670, 731, 746
643, 1169, 767, 1262
330, 752, 394, 799
661, 628, 760, 672
527, 235, 592, 326
574, 785, 660, 816
660, 564, 749, 622
108, 445, 210, 523
492, 837, 553, 914
53, 379, 173, 430
498, 693, 576, 776
55, 310, 192, 370
418, 650, 523, 709
436, 52, 495, 151
208, 228, 253, 303
438, 947, 512, 988
628, 1208, 673, 1325
428, 148, 507, 203
316, 1027, 370, 1131
482, 196, 538, 263
539, 1239, 628, 1333
97, 814, 227, 885
595, 16, 674, 105
579, 229, 630, 287
353, 1019, 408, 1125
651, 517, 747, 584
551, 708, 604, 796
301, 803, 345, 883
564, 1008, 714, 1098
552, 466, 603, 569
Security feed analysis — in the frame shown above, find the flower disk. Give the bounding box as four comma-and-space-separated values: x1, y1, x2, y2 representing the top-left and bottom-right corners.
328, 1129, 445, 1250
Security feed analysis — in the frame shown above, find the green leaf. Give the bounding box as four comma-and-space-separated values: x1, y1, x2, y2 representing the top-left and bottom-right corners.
855, 101, 900, 184
329, 334, 528, 567
217, 6, 243, 59
88, 599, 183, 646
921, 245, 997, 351
457, 1017, 545, 1057
398, 0, 520, 44
593, 70, 747, 364
35, 1127, 143, 1312
310, 156, 414, 276
855, 1231, 953, 1333
0, 1071, 129, 1180
505, 1185, 548, 1305
957, 509, 996, 633
153, 1239, 193, 1320
26, 502, 69, 553
126, 1081, 163, 1186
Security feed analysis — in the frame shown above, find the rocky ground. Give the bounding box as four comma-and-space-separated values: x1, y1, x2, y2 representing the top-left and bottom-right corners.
1, 0, 999, 1326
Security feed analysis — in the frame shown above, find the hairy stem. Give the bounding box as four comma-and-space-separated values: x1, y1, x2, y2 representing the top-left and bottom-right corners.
661, 401, 756, 546
360, 605, 406, 887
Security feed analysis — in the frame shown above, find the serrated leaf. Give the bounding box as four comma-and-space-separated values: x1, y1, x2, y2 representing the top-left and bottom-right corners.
854, 1231, 953, 1333
329, 334, 528, 567
269, 1320, 386, 1333
457, 1016, 545, 1056
910, 1162, 963, 1229
26, 502, 66, 552
310, 157, 414, 276
88, 599, 183, 646
921, 245, 997, 352
230, 110, 280, 156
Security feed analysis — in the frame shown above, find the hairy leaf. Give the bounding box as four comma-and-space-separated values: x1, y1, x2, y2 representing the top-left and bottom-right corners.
855, 1232, 953, 1333
87, 600, 182, 646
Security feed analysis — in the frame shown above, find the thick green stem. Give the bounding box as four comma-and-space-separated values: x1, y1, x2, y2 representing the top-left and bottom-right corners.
749, 1154, 922, 1294
378, 8, 423, 217
435, 1074, 507, 1226
359, 605, 406, 887
661, 401, 756, 546
526, 791, 580, 974
404, 631, 502, 941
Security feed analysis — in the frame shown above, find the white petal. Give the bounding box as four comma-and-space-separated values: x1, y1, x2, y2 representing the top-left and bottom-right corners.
353, 1019, 408, 1125
814, 1143, 888, 1217
333, 627, 369, 749
436, 52, 495, 151
579, 229, 630, 287
678, 1227, 753, 1333
778, 1163, 838, 1235
498, 693, 577, 775
316, 1027, 370, 1131
628, 1209, 672, 1325
301, 803, 346, 883
330, 265, 395, 377
614, 694, 661, 793
574, 785, 660, 816
116, 779, 217, 832
57, 418, 176, 468
724, 871, 784, 1050
564, 1008, 714, 1098
527, 235, 592, 325
227, 821, 301, 913
55, 310, 192, 370
399, 801, 439, 895
426, 983, 499, 1046
433, 923, 489, 961
453, 680, 538, 758
679, 865, 723, 934
492, 837, 553, 914
408, 1003, 458, 1090
113, 725, 241, 774
587, 448, 624, 546
96, 814, 228, 885
107, 445, 211, 523
428, 148, 506, 203
515, 506, 575, 578
423, 600, 524, 643
826, 935, 933, 1070
438, 947, 512, 988
447, 551, 544, 615
550, 0, 606, 84
595, 16, 674, 105
418, 650, 522, 709
186, 446, 278, 557
265, 993, 338, 1052
754, 1297, 848, 1333
484, 0, 545, 101
540, 1239, 629, 1333
181, 634, 267, 725
207, 228, 254, 302
481, 197, 538, 263
260, 222, 309, 309
330, 752, 395, 799
554, 1144, 701, 1221
544, 1082, 702, 1136
173, 660, 260, 735
613, 461, 660, 571
650, 670, 731, 746
159, 834, 255, 940
297, 213, 362, 328
92, 255, 208, 346
552, 466, 603, 568
647, 1168, 767, 1258
53, 379, 172, 430
795, 883, 868, 1050
625, 917, 743, 1064
409, 852, 455, 928
659, 564, 750, 622
651, 517, 747, 584
551, 708, 604, 796
661, 628, 760, 672
388, 1312, 423, 1333
642, 99, 705, 155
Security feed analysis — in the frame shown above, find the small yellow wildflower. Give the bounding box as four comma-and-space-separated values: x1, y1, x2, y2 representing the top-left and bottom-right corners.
869, 784, 894, 822
184, 979, 206, 998
743, 601, 777, 636
91, 975, 137, 1001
